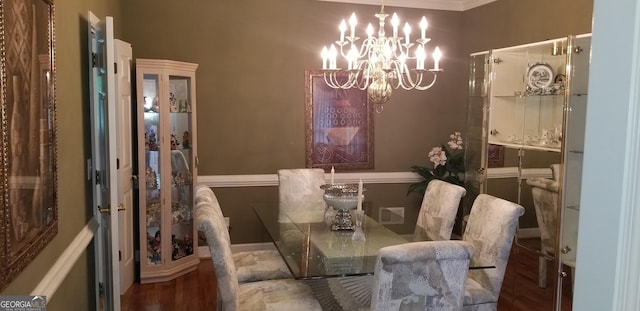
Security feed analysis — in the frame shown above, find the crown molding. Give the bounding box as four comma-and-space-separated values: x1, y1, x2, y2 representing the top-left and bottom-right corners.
315, 0, 496, 11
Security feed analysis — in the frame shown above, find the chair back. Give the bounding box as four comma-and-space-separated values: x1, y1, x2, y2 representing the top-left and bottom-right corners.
195, 185, 217, 205
463, 194, 525, 299
414, 180, 467, 241
277, 168, 326, 223
526, 176, 559, 255
195, 187, 239, 311
371, 240, 474, 311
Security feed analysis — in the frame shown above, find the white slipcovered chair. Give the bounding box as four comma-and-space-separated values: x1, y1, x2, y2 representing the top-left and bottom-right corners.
196, 195, 322, 311
414, 180, 467, 242
462, 194, 525, 311
277, 169, 327, 261
306, 240, 475, 311
525, 164, 560, 288
371, 240, 475, 311
277, 168, 327, 223
195, 185, 292, 283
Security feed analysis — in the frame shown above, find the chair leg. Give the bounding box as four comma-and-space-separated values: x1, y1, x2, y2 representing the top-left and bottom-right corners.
538, 256, 547, 288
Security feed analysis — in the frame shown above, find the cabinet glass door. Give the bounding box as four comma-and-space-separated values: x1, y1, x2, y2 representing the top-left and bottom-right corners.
463, 52, 489, 233
557, 34, 591, 310
489, 39, 567, 152
142, 73, 162, 265
168, 75, 195, 261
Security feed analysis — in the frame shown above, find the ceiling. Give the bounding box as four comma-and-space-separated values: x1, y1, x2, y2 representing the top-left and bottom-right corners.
315, 0, 496, 11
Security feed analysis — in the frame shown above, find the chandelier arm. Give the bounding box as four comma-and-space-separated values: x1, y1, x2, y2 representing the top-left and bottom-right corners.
414, 71, 438, 90
360, 38, 375, 59
396, 68, 437, 91
324, 71, 358, 89
323, 73, 338, 88
390, 62, 418, 90
347, 71, 362, 88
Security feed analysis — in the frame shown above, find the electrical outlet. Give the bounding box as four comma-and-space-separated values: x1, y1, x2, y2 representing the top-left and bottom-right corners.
378, 207, 405, 225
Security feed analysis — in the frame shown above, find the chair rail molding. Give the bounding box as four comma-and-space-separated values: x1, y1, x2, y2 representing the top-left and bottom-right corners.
32, 217, 99, 303
197, 168, 540, 188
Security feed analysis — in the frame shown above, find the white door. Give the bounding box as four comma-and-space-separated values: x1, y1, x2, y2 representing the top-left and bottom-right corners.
88, 12, 120, 311
113, 39, 134, 295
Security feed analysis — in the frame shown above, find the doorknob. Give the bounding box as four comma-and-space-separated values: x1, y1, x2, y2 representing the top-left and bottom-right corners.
561, 246, 572, 254
98, 204, 126, 214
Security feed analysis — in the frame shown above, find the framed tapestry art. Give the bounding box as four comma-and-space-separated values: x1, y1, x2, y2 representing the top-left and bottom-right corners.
0, 0, 58, 290
305, 69, 374, 170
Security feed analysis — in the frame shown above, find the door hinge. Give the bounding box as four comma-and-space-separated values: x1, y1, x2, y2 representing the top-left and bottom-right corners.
132, 174, 139, 189
119, 250, 122, 261
114, 62, 118, 74
574, 46, 584, 54
99, 282, 104, 296
95, 170, 101, 185
92, 52, 97, 68
117, 158, 120, 170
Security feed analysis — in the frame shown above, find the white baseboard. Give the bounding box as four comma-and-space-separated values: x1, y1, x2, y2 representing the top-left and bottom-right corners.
518, 227, 541, 238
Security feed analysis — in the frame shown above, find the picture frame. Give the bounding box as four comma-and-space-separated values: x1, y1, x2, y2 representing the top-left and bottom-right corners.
304, 69, 374, 170
0, 0, 58, 290
487, 144, 505, 168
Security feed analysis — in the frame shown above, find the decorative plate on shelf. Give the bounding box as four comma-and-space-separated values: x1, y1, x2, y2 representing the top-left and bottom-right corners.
525, 62, 554, 90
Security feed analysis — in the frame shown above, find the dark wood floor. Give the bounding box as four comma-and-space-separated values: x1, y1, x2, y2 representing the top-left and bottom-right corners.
121, 261, 217, 311
498, 242, 573, 311
122, 241, 574, 311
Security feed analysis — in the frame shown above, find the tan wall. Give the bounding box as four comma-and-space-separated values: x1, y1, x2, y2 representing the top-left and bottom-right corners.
122, 0, 467, 244
1, 0, 123, 310
122, 0, 468, 175
463, 0, 593, 54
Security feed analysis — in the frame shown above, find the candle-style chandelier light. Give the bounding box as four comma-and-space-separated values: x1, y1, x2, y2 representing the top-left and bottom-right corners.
320, 2, 443, 112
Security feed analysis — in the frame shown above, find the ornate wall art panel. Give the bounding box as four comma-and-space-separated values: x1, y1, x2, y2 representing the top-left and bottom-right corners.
0, 0, 57, 290
305, 69, 374, 170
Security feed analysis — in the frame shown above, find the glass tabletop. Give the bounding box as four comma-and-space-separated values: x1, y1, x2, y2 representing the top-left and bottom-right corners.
254, 204, 408, 279
253, 204, 494, 280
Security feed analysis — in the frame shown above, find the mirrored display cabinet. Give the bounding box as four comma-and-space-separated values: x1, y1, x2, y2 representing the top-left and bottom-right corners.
136, 59, 199, 283
465, 34, 591, 310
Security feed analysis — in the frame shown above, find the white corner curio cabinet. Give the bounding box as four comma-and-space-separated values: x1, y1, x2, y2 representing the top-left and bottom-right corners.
465, 34, 591, 310
136, 59, 199, 283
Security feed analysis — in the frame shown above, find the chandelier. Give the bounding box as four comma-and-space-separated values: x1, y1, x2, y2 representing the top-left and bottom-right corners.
320, 3, 443, 112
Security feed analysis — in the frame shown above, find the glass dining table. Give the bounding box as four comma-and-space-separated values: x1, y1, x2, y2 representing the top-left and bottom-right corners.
253, 203, 494, 280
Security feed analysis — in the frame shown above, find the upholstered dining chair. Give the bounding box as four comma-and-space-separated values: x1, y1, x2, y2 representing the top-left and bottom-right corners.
305, 240, 475, 311
371, 240, 475, 311
413, 180, 467, 242
462, 194, 525, 311
526, 165, 560, 288
195, 185, 292, 283
277, 168, 327, 223
196, 196, 322, 311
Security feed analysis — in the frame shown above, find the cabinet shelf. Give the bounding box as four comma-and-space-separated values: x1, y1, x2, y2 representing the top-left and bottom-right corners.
489, 141, 561, 152
493, 94, 564, 99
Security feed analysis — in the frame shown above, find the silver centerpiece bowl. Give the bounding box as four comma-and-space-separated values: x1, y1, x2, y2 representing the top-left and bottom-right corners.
320, 183, 365, 231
